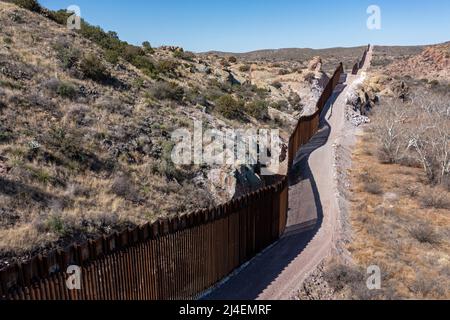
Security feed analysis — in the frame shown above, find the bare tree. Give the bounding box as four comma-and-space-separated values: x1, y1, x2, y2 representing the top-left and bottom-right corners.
372, 98, 409, 163
407, 90, 450, 184
374, 89, 449, 185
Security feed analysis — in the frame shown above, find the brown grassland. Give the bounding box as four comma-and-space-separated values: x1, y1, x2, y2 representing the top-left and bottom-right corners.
346, 128, 450, 299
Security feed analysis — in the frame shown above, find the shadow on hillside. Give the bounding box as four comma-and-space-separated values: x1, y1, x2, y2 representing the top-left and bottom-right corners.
203, 85, 346, 300
0, 177, 63, 207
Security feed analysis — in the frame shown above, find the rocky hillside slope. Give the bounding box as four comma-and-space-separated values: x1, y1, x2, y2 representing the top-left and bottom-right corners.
385, 42, 450, 82
0, 0, 335, 263
371, 42, 450, 83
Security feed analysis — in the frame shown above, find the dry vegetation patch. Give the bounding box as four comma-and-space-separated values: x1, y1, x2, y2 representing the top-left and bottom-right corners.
345, 128, 450, 299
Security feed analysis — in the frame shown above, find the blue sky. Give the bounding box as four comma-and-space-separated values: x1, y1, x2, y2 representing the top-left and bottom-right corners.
40, 0, 450, 52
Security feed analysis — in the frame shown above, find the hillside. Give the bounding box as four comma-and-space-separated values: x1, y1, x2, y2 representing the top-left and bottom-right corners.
371, 42, 450, 83
0, 0, 339, 265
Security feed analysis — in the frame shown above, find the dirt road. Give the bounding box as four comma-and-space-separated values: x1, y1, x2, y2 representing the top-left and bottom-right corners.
204, 47, 373, 300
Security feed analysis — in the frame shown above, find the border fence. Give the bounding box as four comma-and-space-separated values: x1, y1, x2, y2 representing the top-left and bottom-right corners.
1, 61, 346, 300
352, 44, 371, 75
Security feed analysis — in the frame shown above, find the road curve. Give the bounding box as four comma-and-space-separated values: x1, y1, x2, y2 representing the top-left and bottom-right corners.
204, 47, 373, 300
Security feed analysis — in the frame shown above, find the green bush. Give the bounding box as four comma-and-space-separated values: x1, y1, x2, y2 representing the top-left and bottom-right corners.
245, 100, 269, 121
122, 45, 145, 62
77, 20, 153, 76
150, 81, 184, 101
10, 0, 42, 12
0, 125, 13, 143
142, 41, 154, 54
57, 82, 77, 99
45, 215, 68, 236
271, 100, 289, 111
3, 37, 13, 45
79, 54, 110, 82
104, 49, 120, 64
239, 65, 251, 72
215, 95, 244, 120
271, 81, 283, 89
173, 49, 195, 61
131, 55, 157, 77
156, 59, 179, 75
53, 43, 81, 70
48, 9, 71, 25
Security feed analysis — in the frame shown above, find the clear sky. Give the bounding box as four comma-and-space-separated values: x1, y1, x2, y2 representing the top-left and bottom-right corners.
40, 0, 450, 52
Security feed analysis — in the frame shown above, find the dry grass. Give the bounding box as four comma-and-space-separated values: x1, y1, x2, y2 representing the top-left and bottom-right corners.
346, 133, 450, 299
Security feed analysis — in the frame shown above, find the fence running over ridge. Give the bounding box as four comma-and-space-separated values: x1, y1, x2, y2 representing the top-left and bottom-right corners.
352, 44, 371, 75
0, 62, 346, 301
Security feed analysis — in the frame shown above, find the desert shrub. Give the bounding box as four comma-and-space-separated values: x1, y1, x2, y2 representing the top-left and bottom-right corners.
228, 56, 237, 63
150, 141, 189, 181
79, 54, 110, 82
245, 100, 269, 121
131, 55, 157, 77
150, 81, 184, 101
0, 125, 14, 143
185, 88, 208, 106
371, 57, 393, 67
409, 224, 441, 245
45, 126, 87, 164
372, 99, 408, 164
278, 69, 290, 75
67, 104, 94, 126
77, 20, 158, 77
253, 86, 269, 99
94, 97, 132, 116
3, 37, 13, 45
364, 181, 383, 195
45, 215, 68, 236
25, 166, 52, 185
239, 65, 251, 72
271, 81, 283, 89
410, 273, 446, 298
122, 45, 145, 62
142, 41, 154, 54
324, 263, 365, 292
10, 0, 42, 12
215, 94, 244, 120
56, 82, 77, 100
403, 185, 420, 198
44, 80, 80, 102
53, 41, 81, 70
104, 49, 120, 64
271, 100, 289, 111
47, 9, 71, 25
220, 59, 231, 67
156, 59, 179, 75
0, 79, 22, 90
288, 92, 302, 108
419, 187, 450, 209
173, 49, 195, 61
111, 174, 135, 198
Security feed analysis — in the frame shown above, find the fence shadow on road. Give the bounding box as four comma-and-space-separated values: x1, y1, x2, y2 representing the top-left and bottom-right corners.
203, 85, 346, 300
